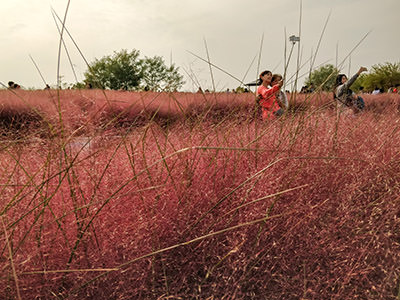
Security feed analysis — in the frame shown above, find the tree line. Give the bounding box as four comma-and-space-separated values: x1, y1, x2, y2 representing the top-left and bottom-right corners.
9, 48, 398, 93
304, 62, 400, 93
79, 49, 398, 94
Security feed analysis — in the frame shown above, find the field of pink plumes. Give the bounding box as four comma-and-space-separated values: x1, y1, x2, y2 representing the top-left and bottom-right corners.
0, 90, 400, 299
0, 90, 257, 137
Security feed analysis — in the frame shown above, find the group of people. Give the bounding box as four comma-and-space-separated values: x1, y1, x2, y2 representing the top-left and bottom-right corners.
256, 71, 288, 120
7, 81, 52, 90
8, 81, 21, 89
256, 66, 368, 121
300, 84, 315, 93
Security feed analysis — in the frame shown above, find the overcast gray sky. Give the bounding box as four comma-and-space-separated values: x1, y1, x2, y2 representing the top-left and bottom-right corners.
1, 0, 399, 91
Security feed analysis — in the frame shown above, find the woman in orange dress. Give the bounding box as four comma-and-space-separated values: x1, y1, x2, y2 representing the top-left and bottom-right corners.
256, 70, 283, 120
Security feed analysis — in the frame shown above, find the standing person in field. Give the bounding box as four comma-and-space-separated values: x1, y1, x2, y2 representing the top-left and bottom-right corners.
271, 74, 289, 111
256, 70, 284, 120
334, 66, 367, 113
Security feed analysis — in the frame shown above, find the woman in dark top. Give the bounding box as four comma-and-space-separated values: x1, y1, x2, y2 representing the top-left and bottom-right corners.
333, 66, 367, 113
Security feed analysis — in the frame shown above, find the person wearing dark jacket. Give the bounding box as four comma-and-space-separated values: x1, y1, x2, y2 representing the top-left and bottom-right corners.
334, 67, 367, 113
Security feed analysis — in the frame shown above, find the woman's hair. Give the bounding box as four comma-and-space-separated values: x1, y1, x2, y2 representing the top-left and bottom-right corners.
335, 74, 347, 87
257, 70, 272, 85
333, 74, 347, 99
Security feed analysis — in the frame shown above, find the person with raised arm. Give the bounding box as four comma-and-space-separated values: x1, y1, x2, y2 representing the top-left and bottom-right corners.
334, 66, 368, 113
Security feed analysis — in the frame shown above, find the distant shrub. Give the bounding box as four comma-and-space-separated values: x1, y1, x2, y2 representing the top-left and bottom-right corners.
0, 107, 44, 137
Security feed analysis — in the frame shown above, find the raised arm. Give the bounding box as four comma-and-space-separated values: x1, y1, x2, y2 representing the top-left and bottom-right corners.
259, 80, 282, 99
344, 67, 368, 89
336, 67, 367, 98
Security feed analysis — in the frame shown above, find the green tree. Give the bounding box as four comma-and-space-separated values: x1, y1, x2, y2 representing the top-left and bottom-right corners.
84, 49, 142, 90
354, 62, 400, 92
82, 49, 185, 91
70, 82, 86, 89
141, 56, 184, 92
304, 64, 339, 91
163, 65, 185, 92
349, 73, 368, 93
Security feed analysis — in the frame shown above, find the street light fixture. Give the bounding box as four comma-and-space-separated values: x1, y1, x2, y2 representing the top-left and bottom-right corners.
289, 35, 300, 44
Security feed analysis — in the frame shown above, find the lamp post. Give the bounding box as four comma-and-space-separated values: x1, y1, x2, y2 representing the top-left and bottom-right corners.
289, 35, 300, 44
284, 35, 300, 90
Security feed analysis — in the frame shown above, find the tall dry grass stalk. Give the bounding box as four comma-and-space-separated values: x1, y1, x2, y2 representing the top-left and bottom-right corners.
2, 216, 22, 300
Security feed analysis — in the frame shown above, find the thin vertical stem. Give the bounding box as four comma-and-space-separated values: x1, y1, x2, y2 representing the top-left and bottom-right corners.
56, 0, 71, 90
348, 55, 352, 76
283, 43, 295, 85
294, 0, 302, 95
204, 37, 216, 92
311, 10, 331, 72
255, 32, 264, 169
308, 47, 313, 81
284, 27, 287, 77
55, 0, 71, 147
256, 33, 264, 79
29, 55, 48, 87
52, 9, 79, 83
2, 216, 22, 300
283, 27, 289, 93
336, 41, 339, 69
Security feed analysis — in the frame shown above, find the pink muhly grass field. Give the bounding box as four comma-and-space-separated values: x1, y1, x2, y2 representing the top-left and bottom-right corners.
0, 89, 256, 137
0, 90, 400, 299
